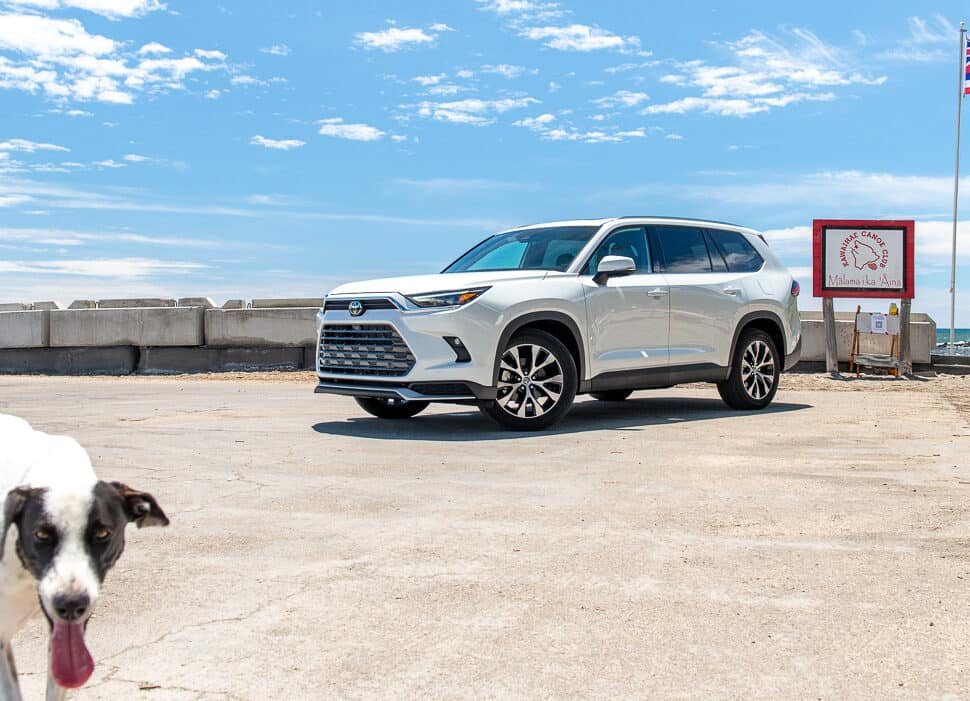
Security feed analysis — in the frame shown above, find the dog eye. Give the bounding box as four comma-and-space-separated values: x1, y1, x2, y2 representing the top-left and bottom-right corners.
33, 528, 53, 542
93, 527, 112, 541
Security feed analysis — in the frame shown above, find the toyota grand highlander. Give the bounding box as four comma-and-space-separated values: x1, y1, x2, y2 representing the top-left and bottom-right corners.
315, 217, 801, 430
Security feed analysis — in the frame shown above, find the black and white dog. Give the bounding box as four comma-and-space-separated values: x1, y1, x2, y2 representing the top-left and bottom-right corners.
1, 414, 168, 700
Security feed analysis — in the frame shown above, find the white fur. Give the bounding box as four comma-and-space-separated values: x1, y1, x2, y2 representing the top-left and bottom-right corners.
1, 413, 100, 634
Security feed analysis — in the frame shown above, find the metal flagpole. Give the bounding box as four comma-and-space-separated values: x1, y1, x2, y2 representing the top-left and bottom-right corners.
950, 22, 966, 354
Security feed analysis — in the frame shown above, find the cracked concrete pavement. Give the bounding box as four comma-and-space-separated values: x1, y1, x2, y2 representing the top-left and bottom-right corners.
1, 373, 969, 700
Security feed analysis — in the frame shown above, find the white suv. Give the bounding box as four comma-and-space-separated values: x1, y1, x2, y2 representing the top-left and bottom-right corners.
315, 217, 801, 430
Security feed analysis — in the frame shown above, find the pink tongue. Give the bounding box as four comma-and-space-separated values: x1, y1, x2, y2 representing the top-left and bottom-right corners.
50, 622, 94, 689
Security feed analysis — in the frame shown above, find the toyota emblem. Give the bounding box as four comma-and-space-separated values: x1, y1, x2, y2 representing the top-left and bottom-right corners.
348, 301, 364, 317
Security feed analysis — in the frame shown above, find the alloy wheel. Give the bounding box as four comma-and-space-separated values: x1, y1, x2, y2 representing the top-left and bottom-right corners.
741, 339, 775, 400
495, 343, 565, 418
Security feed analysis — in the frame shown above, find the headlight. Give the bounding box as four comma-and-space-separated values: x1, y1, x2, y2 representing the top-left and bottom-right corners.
406, 286, 490, 308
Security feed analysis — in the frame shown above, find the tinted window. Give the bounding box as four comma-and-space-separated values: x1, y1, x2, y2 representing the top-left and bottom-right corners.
539, 238, 585, 271
445, 226, 599, 273
708, 229, 764, 273
585, 227, 651, 275
651, 226, 712, 273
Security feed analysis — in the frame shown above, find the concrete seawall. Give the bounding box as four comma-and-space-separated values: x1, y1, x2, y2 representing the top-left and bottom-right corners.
0, 297, 938, 375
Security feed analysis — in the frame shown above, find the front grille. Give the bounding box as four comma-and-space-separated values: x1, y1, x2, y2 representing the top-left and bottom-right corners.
323, 298, 397, 313
318, 324, 415, 377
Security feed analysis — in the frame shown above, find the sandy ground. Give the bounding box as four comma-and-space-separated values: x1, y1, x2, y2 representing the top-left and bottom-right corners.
0, 372, 968, 700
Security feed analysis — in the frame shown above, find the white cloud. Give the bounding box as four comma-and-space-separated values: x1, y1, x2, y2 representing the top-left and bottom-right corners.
318, 118, 385, 141
122, 153, 149, 162
513, 113, 556, 130
0, 257, 205, 279
137, 42, 171, 55
665, 133, 683, 140
0, 12, 116, 55
260, 44, 291, 56
0, 12, 227, 104
230, 74, 265, 86
481, 64, 534, 79
647, 28, 884, 118
415, 97, 540, 125
412, 73, 446, 86
204, 89, 220, 99
93, 159, 125, 168
250, 135, 306, 150
429, 23, 454, 33
591, 89, 649, 108
513, 113, 646, 143
878, 15, 957, 62
0, 194, 33, 207
0, 138, 69, 152
521, 24, 637, 52
4, 0, 165, 18
194, 48, 226, 60
354, 26, 442, 53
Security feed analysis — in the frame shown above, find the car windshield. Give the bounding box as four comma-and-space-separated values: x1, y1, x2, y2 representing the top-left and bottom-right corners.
443, 226, 600, 273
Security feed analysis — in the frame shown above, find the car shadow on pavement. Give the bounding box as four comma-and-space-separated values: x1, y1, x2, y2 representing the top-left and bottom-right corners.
311, 396, 812, 441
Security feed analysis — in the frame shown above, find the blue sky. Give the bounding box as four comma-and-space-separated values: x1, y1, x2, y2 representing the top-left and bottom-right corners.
1, 0, 969, 325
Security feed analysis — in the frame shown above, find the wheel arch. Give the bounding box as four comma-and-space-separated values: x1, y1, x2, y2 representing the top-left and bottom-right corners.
493, 312, 585, 385
729, 311, 786, 366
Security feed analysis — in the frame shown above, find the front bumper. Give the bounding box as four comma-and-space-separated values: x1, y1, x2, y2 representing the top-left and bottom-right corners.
314, 379, 495, 402
315, 293, 501, 401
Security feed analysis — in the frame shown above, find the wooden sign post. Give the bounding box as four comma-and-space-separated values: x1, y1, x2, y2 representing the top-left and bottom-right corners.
812, 220, 916, 377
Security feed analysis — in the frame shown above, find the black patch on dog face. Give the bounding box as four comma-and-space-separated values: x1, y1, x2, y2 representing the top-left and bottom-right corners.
2, 486, 54, 579
2, 481, 169, 584
86, 481, 169, 581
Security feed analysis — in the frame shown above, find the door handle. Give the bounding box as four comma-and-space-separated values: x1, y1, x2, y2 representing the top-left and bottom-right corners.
646, 288, 668, 297
722, 286, 742, 296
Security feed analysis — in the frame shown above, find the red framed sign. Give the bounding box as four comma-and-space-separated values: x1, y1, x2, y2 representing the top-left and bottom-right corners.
812, 219, 915, 299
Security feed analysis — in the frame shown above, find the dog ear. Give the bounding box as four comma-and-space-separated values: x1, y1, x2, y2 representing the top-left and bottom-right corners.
2, 487, 40, 559
108, 482, 170, 528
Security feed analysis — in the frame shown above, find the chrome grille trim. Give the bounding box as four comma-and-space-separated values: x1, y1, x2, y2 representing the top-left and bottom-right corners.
323, 297, 398, 313
318, 323, 416, 377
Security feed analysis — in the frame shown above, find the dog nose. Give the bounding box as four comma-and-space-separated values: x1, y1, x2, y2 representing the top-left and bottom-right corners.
53, 593, 90, 622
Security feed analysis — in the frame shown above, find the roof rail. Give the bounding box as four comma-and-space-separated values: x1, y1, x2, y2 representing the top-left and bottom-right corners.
615, 215, 748, 228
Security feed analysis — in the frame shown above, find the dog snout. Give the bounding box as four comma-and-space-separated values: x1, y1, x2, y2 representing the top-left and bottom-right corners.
52, 592, 91, 622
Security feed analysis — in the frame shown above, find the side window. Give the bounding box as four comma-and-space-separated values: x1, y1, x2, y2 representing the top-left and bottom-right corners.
538, 239, 585, 271
651, 226, 712, 273
585, 227, 651, 275
707, 229, 765, 273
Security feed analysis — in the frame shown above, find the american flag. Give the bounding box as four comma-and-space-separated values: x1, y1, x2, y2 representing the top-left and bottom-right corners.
966, 38, 970, 95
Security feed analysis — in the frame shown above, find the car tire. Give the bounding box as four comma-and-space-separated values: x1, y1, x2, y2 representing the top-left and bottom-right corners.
354, 397, 430, 419
590, 390, 633, 402
479, 329, 578, 431
717, 329, 780, 410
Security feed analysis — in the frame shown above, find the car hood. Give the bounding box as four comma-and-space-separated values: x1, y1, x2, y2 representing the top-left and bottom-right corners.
328, 270, 553, 297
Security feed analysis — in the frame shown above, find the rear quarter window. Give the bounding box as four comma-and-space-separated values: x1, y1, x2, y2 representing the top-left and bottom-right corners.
707, 229, 764, 273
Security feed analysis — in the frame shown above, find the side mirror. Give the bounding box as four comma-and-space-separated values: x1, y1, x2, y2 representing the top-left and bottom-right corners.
594, 255, 636, 284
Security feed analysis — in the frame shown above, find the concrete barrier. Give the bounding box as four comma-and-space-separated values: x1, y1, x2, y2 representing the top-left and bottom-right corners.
0, 347, 137, 374
251, 298, 324, 309
178, 297, 216, 308
0, 311, 50, 348
204, 308, 317, 346
50, 307, 205, 347
799, 311, 935, 364
98, 298, 176, 308
139, 347, 306, 374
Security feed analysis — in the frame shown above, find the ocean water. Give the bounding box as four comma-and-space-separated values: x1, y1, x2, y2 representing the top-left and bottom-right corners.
934, 328, 970, 356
